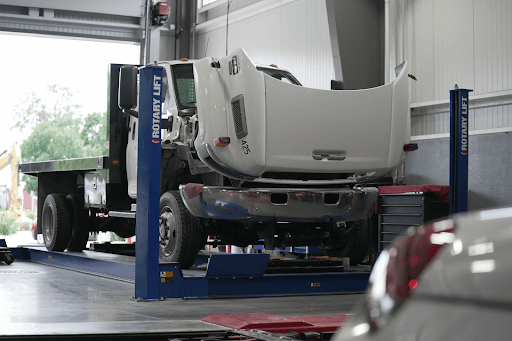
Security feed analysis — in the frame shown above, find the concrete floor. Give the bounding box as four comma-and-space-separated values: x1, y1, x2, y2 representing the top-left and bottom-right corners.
0, 259, 363, 339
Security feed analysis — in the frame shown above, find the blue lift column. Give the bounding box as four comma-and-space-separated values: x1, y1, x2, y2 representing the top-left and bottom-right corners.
135, 65, 163, 300
449, 86, 472, 214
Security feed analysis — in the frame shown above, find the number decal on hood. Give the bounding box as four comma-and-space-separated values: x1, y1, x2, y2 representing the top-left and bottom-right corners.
242, 140, 251, 155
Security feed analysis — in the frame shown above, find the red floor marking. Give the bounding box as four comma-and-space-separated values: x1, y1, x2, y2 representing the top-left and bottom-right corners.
202, 313, 351, 333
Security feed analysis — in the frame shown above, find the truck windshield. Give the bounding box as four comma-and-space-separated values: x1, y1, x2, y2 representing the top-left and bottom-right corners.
172, 64, 196, 109
256, 67, 302, 86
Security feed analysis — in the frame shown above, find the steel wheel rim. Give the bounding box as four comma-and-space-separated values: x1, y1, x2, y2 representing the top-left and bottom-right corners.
43, 205, 54, 244
159, 205, 178, 256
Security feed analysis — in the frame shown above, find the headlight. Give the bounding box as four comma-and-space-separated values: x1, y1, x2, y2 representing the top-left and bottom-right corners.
364, 219, 457, 333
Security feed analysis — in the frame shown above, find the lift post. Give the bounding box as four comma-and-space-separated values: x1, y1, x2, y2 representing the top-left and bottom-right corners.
449, 86, 472, 214
135, 65, 163, 300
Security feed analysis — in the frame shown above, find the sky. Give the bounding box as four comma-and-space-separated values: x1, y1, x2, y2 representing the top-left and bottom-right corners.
0, 32, 140, 189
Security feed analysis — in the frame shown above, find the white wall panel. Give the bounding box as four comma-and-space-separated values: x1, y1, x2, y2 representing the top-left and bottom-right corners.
194, 0, 335, 90
411, 103, 512, 135
431, 0, 474, 100
406, 0, 435, 104
405, 0, 512, 136
474, 0, 512, 94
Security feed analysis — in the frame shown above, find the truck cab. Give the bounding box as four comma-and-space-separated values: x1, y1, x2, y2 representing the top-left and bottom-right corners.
126, 59, 304, 199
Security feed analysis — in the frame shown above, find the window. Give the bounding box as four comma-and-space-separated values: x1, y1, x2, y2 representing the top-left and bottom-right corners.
161, 69, 171, 115
202, 0, 220, 7
172, 64, 196, 109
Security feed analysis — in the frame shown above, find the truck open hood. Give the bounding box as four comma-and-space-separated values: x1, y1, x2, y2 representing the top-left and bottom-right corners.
193, 48, 410, 182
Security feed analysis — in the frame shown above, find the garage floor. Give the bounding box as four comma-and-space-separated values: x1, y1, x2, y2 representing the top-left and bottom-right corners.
0, 257, 363, 340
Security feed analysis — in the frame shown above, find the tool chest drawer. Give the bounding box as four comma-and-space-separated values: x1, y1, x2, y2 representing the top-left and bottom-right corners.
378, 193, 448, 251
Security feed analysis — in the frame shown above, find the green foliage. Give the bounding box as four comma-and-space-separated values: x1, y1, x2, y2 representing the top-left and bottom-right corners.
20, 115, 84, 194
13, 85, 81, 133
113, 233, 126, 242
25, 210, 36, 221
13, 85, 109, 194
22, 175, 38, 195
0, 210, 17, 235
21, 120, 85, 162
81, 112, 107, 156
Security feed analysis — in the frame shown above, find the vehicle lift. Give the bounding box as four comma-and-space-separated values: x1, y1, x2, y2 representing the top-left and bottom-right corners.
449, 86, 472, 214
9, 66, 370, 300
134, 65, 369, 300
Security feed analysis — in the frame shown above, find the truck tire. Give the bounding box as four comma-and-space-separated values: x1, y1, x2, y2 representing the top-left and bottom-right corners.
324, 218, 370, 266
42, 194, 72, 252
4, 253, 14, 265
112, 219, 136, 239
65, 195, 89, 251
159, 190, 202, 269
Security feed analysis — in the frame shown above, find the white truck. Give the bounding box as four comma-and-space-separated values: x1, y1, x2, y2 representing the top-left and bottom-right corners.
21, 48, 412, 269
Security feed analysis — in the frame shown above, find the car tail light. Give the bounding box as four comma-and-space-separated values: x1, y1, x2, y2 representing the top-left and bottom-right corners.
365, 218, 456, 332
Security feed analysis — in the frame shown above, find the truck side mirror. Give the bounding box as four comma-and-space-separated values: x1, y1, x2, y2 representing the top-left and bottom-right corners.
331, 80, 345, 90
118, 66, 138, 110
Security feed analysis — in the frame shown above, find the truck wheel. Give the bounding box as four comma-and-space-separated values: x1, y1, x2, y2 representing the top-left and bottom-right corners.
112, 219, 136, 238
4, 253, 14, 265
159, 190, 202, 269
65, 195, 89, 251
325, 218, 370, 266
42, 194, 72, 252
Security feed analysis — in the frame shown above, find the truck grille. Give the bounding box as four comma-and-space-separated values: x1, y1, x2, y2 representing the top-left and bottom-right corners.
231, 95, 248, 139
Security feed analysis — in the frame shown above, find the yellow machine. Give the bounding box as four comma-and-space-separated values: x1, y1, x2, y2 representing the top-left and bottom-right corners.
0, 143, 22, 216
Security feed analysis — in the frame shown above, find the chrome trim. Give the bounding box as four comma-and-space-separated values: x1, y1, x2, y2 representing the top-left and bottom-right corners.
179, 185, 378, 223
108, 211, 136, 219
19, 157, 108, 175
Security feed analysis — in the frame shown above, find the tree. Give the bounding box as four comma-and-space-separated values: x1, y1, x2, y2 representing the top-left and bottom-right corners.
19, 116, 85, 194
81, 112, 107, 157
13, 85, 81, 133
13, 85, 107, 194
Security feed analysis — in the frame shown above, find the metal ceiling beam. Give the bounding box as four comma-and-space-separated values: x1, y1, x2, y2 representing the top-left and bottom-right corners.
0, 10, 142, 42
0, 0, 145, 17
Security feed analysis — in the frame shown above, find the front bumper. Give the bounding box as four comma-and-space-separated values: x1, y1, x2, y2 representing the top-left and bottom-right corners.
179, 184, 378, 223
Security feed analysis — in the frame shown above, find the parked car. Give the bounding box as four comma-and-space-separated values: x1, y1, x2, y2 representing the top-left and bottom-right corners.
332, 206, 512, 341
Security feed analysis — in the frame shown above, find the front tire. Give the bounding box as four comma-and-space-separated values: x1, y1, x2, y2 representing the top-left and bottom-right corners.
42, 194, 72, 251
159, 190, 202, 269
324, 218, 371, 266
